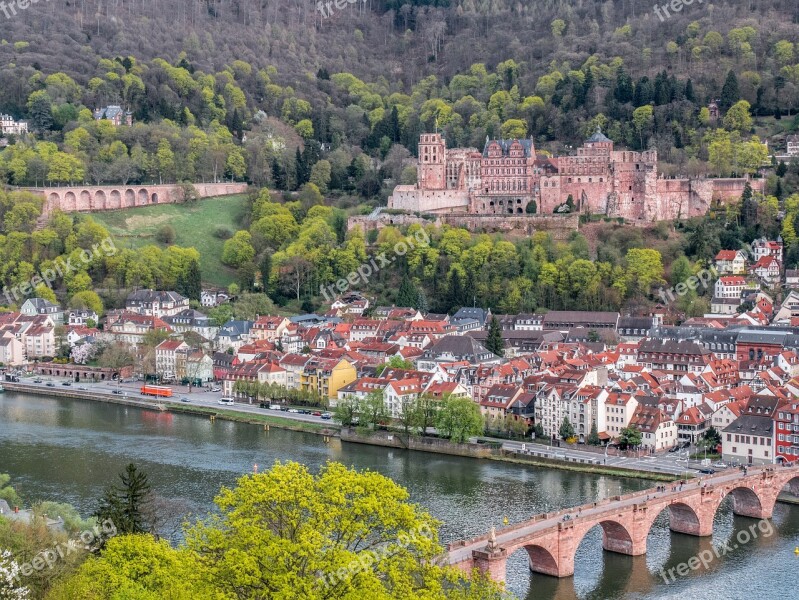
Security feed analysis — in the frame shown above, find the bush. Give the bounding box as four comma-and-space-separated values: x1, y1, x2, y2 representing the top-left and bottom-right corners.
214, 226, 233, 240
156, 224, 176, 244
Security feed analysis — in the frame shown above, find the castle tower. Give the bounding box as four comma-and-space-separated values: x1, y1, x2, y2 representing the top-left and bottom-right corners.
418, 133, 446, 191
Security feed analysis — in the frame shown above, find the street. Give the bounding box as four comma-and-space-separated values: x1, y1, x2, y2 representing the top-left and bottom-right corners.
12, 376, 334, 426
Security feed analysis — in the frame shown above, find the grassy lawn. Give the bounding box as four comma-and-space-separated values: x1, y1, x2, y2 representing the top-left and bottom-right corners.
90, 195, 249, 287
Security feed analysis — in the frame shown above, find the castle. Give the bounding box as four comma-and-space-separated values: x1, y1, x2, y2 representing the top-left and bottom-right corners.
388, 129, 762, 221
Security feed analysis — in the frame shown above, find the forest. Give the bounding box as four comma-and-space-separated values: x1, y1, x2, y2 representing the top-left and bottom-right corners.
1, 1, 799, 316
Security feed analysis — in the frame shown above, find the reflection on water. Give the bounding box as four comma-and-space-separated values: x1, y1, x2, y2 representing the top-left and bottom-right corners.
1, 392, 797, 599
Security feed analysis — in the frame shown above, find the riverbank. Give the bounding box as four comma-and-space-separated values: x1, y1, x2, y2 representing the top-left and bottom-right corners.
1, 382, 336, 436
340, 428, 681, 482
2, 382, 679, 480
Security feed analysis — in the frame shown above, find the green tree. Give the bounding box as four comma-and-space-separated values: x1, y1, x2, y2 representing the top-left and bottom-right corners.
719, 70, 740, 111
587, 422, 601, 446
46, 534, 218, 600
485, 315, 505, 357
0, 473, 22, 508
618, 426, 643, 449
221, 230, 256, 267
436, 396, 483, 443
360, 391, 389, 429
93, 464, 153, 543
375, 355, 414, 375
333, 396, 359, 427
183, 462, 502, 599
396, 275, 418, 307
558, 417, 575, 441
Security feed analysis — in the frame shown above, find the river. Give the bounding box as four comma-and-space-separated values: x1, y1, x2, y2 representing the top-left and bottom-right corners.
0, 392, 796, 599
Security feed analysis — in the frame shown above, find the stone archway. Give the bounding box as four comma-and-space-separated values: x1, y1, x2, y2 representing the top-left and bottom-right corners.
63, 191, 77, 211
48, 192, 61, 211
93, 190, 106, 210
108, 190, 122, 209
137, 188, 149, 205
79, 190, 91, 211
715, 485, 765, 520
151, 192, 159, 203
124, 189, 136, 207
522, 544, 559, 577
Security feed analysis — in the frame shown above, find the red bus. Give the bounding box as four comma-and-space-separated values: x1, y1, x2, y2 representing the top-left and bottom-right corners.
140, 385, 173, 398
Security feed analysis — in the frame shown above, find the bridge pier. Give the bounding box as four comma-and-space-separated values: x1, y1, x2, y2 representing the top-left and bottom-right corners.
472, 548, 508, 583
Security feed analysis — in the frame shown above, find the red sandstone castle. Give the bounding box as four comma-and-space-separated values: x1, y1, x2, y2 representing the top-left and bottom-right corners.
388, 129, 761, 221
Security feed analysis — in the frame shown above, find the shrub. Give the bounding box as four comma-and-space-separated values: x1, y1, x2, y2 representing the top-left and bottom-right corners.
156, 224, 176, 244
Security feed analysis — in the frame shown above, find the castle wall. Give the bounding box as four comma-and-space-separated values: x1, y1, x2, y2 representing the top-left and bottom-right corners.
441, 214, 579, 240
388, 186, 469, 213
35, 182, 247, 216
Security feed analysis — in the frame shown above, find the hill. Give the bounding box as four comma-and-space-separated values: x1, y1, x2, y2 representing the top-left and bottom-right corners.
89, 195, 250, 287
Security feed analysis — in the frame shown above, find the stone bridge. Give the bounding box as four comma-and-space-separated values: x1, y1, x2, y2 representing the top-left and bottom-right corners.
446, 464, 799, 582
30, 182, 248, 217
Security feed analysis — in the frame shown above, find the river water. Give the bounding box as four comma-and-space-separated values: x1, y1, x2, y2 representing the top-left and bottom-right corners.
0, 392, 796, 599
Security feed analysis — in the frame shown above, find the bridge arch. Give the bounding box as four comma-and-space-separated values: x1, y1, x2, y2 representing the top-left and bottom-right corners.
713, 485, 766, 521
581, 519, 636, 555
520, 544, 559, 577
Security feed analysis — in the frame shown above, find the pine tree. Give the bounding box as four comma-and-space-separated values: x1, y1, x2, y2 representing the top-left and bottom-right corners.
447, 269, 465, 313
684, 78, 695, 102
396, 275, 418, 307
485, 316, 505, 357
179, 259, 202, 301
720, 70, 740, 111
559, 417, 575, 441
271, 158, 286, 189
587, 422, 601, 446
260, 252, 272, 295
94, 463, 152, 543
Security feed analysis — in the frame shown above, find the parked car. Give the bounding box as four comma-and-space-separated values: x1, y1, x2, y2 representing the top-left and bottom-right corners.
210, 386, 221, 392
112, 390, 123, 395
33, 378, 42, 383
312, 411, 322, 417
180, 397, 191, 403
269, 404, 281, 410
698, 467, 716, 475
287, 408, 299, 413
321, 412, 332, 420
61, 381, 72, 386
218, 398, 235, 406
46, 382, 55, 387
668, 445, 681, 453
299, 409, 311, 415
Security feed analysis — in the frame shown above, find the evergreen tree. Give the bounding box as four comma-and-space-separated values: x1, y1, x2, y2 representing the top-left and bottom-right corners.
94, 463, 152, 544
271, 158, 286, 189
259, 252, 272, 294
178, 259, 202, 302
396, 275, 418, 307
559, 417, 575, 441
684, 78, 695, 102
485, 316, 505, 357
720, 70, 740, 111
587, 422, 601, 446
613, 66, 634, 104
447, 269, 466, 313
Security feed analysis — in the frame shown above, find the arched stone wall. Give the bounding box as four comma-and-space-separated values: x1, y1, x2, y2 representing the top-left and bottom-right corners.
124, 189, 136, 207
93, 190, 106, 210
108, 190, 122, 209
